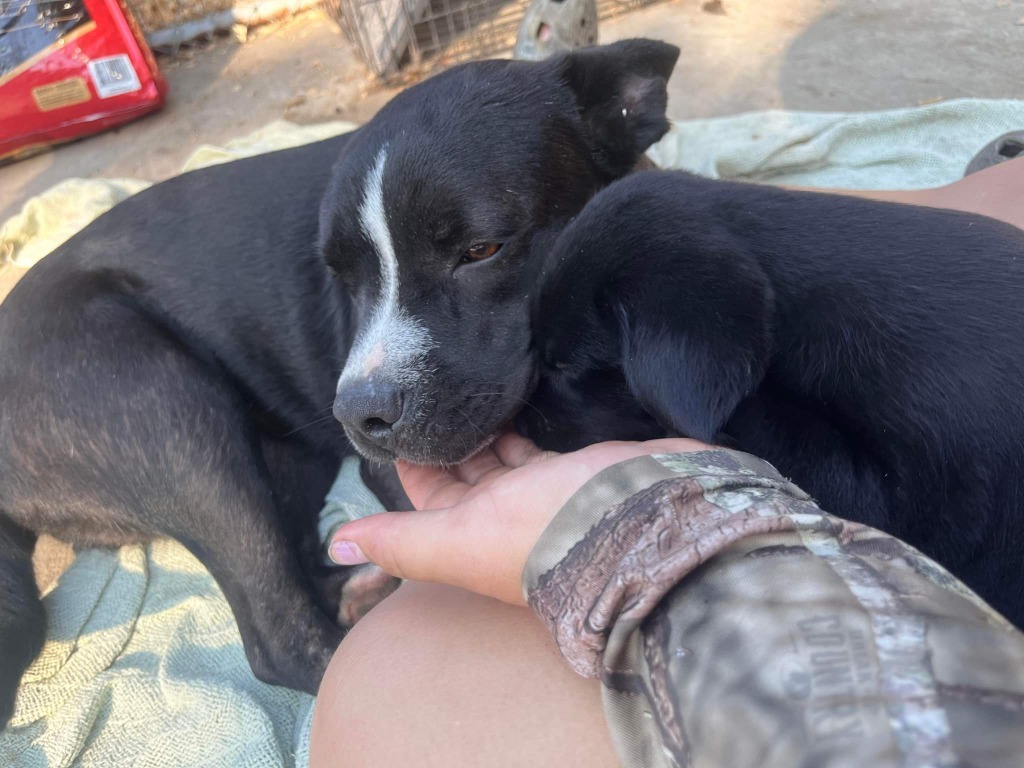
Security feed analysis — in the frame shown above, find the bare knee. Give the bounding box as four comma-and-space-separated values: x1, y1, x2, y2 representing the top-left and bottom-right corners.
310, 581, 617, 768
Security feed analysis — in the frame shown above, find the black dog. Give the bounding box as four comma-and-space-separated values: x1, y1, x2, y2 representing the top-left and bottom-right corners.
521, 169, 1024, 626
0, 40, 680, 725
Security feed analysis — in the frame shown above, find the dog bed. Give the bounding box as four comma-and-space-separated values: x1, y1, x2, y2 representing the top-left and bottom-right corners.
1, 98, 1021, 768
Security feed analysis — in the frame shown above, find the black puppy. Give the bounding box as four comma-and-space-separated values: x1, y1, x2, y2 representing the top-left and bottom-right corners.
522, 169, 1024, 626
0, 40, 680, 725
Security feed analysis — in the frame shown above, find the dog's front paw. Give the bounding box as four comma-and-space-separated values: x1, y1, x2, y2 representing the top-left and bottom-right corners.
338, 563, 401, 626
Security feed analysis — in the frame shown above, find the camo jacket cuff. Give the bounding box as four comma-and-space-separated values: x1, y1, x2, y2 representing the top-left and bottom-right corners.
523, 449, 1024, 768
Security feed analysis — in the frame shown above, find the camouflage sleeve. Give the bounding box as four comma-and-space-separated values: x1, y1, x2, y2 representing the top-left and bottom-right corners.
522, 449, 1024, 768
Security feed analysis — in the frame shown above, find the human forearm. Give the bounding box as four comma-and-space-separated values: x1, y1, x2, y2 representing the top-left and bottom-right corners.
525, 449, 1024, 768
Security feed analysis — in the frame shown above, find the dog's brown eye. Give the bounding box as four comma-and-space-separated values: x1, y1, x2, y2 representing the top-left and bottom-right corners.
464, 242, 502, 262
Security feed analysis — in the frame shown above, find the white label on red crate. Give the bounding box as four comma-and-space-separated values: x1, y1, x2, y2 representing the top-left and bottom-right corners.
87, 55, 142, 99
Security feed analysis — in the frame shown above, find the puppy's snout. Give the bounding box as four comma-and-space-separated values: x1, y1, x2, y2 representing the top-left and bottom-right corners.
334, 378, 406, 443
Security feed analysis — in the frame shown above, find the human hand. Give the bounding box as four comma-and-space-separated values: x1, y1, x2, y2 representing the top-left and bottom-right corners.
328, 432, 710, 605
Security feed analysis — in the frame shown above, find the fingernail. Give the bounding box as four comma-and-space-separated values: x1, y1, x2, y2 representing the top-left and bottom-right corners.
329, 540, 369, 566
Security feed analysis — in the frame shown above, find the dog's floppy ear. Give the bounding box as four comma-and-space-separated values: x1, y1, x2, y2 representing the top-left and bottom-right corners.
558, 38, 680, 177
617, 258, 773, 442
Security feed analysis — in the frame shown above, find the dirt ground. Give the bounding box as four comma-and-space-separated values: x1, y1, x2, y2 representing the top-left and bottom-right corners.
2, 0, 1023, 585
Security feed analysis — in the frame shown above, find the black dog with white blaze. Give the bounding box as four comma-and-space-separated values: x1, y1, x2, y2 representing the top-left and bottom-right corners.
323, 41, 678, 464
0, 40, 680, 726
522, 169, 1024, 626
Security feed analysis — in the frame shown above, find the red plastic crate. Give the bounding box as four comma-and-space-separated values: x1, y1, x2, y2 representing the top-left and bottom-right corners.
0, 0, 168, 163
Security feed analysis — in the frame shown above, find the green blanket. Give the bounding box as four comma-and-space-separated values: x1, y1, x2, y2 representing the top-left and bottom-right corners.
1, 100, 1021, 767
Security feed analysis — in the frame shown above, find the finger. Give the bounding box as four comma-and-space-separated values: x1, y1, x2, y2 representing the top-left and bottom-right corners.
451, 441, 506, 485
492, 431, 550, 468
328, 510, 448, 582
637, 437, 713, 454
396, 461, 469, 510
443, 434, 541, 490
328, 509, 526, 606
571, 437, 714, 474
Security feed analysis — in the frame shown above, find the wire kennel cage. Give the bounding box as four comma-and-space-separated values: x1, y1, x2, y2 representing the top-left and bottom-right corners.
327, 0, 667, 82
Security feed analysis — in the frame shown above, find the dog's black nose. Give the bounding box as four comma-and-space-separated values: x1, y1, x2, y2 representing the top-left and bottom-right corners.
333, 379, 405, 442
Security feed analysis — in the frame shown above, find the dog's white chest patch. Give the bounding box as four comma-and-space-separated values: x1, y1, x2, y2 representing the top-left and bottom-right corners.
339, 148, 432, 389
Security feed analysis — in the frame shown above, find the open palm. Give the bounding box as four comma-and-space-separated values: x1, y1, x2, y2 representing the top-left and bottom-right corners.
330, 432, 708, 605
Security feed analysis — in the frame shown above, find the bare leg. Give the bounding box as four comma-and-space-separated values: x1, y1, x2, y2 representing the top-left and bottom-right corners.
792, 156, 1024, 230
310, 581, 618, 768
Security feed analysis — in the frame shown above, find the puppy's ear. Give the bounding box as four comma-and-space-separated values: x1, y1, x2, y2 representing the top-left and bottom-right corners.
558, 39, 680, 178
618, 261, 773, 442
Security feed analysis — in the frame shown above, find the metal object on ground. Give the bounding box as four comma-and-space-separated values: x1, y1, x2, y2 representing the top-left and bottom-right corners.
964, 130, 1024, 177
144, 0, 324, 50
328, 0, 666, 82
513, 0, 597, 61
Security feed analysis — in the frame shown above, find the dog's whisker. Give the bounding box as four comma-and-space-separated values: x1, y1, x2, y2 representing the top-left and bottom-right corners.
464, 391, 545, 419
283, 408, 338, 437
454, 407, 486, 438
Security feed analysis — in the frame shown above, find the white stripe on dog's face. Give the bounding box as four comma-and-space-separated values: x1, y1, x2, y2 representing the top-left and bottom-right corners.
339, 147, 432, 390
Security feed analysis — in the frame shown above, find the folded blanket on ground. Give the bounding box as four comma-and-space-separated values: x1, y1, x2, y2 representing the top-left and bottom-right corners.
0, 99, 1020, 768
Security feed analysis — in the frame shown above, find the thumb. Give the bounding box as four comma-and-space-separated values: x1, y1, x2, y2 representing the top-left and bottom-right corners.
328, 507, 527, 606
329, 509, 453, 584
